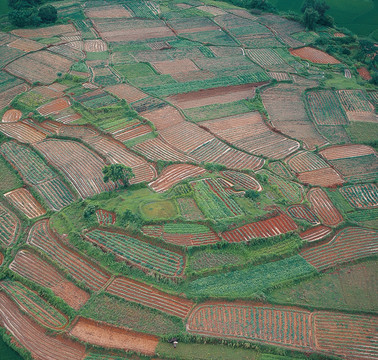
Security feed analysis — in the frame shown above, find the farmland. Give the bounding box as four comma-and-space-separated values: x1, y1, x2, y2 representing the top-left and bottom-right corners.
0, 0, 376, 359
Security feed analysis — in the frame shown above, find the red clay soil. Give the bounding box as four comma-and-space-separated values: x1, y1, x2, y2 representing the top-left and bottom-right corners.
38, 97, 71, 116
105, 83, 147, 103
141, 105, 184, 131
290, 47, 340, 64
106, 276, 194, 319
70, 317, 158, 355
357, 67, 372, 81
320, 144, 376, 160
300, 225, 332, 242
4, 188, 46, 219
297, 167, 344, 188
152, 59, 199, 75
0, 122, 46, 144
0, 292, 86, 360
149, 164, 206, 192
11, 24, 76, 38
8, 38, 44, 52
51, 281, 90, 311
333, 32, 345, 37
86, 5, 132, 18
167, 83, 263, 109
2, 109, 22, 123
0, 252, 3, 265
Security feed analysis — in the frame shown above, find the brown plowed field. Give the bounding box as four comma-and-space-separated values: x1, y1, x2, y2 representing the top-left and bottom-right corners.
202, 112, 299, 159
290, 47, 340, 64
9, 250, 90, 310
152, 59, 199, 75
5, 51, 73, 84
297, 167, 344, 187
2, 109, 22, 122
106, 276, 194, 319
38, 97, 70, 116
105, 83, 147, 103
4, 188, 46, 219
101, 26, 174, 43
307, 188, 343, 226
149, 164, 206, 193
141, 106, 184, 131
8, 38, 44, 52
0, 122, 46, 143
84, 40, 107, 52
167, 83, 260, 109
261, 83, 327, 150
0, 293, 86, 360
86, 5, 132, 18
70, 317, 158, 355
300, 225, 332, 242
0, 83, 29, 109
357, 67, 372, 81
320, 144, 376, 160
12, 24, 76, 38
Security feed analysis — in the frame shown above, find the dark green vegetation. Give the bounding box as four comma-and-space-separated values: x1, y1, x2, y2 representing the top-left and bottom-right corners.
0, 155, 23, 195
0, 336, 23, 360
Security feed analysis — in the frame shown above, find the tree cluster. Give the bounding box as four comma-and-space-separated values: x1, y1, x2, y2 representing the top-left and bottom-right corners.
8, 0, 57, 27
301, 0, 333, 30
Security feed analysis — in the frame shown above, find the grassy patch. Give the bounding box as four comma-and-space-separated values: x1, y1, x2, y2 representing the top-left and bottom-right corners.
156, 342, 259, 360
268, 259, 378, 313
114, 63, 156, 79
140, 200, 178, 220
323, 72, 366, 89
184, 100, 251, 122
36, 37, 60, 45
347, 121, 378, 150
185, 255, 316, 299
79, 294, 184, 336
86, 52, 109, 61
0, 155, 23, 195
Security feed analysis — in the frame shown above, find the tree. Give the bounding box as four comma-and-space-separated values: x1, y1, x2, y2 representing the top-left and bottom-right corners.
8, 8, 41, 27
38, 5, 57, 23
303, 7, 319, 31
250, 0, 276, 12
244, 189, 261, 200
102, 164, 135, 187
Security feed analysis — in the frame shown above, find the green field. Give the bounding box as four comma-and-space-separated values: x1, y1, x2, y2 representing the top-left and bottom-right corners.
0, 155, 23, 195
269, 0, 378, 39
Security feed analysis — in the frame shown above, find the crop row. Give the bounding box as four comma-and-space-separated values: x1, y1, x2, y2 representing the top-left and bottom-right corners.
191, 178, 244, 220
339, 183, 378, 209
96, 209, 116, 225
84, 229, 185, 277
0, 280, 68, 330
0, 203, 20, 246
287, 205, 319, 224
221, 170, 262, 191
300, 227, 378, 270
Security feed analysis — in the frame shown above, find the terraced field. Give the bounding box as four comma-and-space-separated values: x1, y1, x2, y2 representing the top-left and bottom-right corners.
0, 2, 376, 359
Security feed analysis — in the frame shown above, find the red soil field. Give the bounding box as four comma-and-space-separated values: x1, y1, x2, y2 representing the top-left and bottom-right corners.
100, 26, 174, 43
133, 136, 196, 163
297, 167, 344, 188
320, 144, 375, 161
187, 302, 314, 350
2, 109, 22, 122
12, 24, 76, 38
307, 188, 343, 227
0, 293, 86, 360
34, 139, 118, 198
202, 112, 299, 159
167, 83, 261, 109
5, 51, 73, 85
0, 252, 3, 265
114, 124, 152, 143
70, 317, 158, 355
141, 105, 184, 131
84, 40, 107, 52
0, 83, 29, 109
0, 203, 20, 246
0, 122, 46, 143
8, 38, 44, 52
357, 67, 372, 81
105, 83, 147, 103
96, 209, 116, 225
10, 250, 90, 310
333, 32, 345, 37
38, 97, 71, 116
4, 188, 46, 219
290, 47, 340, 64
106, 276, 194, 319
286, 150, 328, 173
300, 227, 378, 271
299, 225, 332, 242
28, 220, 111, 292
86, 5, 132, 18
222, 212, 298, 242
314, 311, 378, 360
149, 164, 206, 193
160, 122, 214, 154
